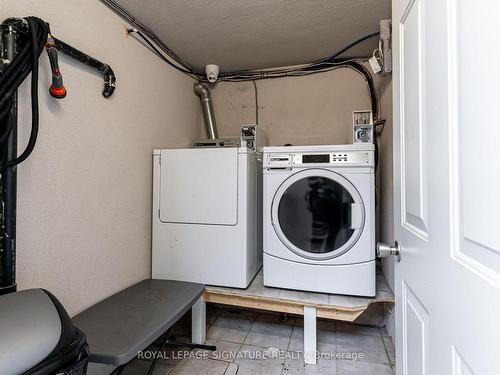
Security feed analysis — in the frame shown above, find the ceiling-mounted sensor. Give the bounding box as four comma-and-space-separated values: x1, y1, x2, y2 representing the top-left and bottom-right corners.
205, 64, 219, 83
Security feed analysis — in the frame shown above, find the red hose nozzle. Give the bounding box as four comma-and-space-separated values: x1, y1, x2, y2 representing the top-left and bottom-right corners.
46, 33, 66, 99
49, 83, 66, 99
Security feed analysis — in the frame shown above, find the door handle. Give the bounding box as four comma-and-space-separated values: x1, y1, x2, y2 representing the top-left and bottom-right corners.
349, 203, 363, 229
377, 241, 401, 262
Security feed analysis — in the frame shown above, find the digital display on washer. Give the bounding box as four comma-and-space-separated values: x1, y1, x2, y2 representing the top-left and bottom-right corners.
302, 154, 330, 163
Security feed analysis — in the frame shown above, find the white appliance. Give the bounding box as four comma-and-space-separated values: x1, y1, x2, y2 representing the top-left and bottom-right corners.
263, 144, 375, 297
152, 147, 262, 288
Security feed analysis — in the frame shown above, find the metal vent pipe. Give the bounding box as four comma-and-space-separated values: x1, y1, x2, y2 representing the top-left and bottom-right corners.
193, 83, 218, 139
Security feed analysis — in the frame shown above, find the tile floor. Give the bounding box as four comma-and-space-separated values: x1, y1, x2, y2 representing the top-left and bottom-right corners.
122, 305, 395, 375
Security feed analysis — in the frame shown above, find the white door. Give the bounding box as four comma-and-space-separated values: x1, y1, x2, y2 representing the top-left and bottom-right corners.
392, 0, 500, 374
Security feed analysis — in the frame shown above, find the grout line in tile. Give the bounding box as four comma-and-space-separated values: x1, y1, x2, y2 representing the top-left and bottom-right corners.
238, 313, 256, 349
286, 325, 296, 351
378, 326, 384, 337
224, 362, 240, 375
381, 333, 394, 366
279, 356, 286, 375
206, 331, 248, 347
226, 340, 242, 363
206, 307, 223, 331
206, 356, 233, 366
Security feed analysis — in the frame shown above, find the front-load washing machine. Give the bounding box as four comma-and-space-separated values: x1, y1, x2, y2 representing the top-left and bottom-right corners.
152, 147, 262, 288
263, 144, 375, 297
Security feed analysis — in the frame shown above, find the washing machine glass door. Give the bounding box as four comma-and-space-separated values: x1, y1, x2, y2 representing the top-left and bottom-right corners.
272, 169, 365, 260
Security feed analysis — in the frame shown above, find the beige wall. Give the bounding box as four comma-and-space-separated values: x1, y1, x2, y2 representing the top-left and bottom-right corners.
2, 1, 200, 315
204, 68, 375, 145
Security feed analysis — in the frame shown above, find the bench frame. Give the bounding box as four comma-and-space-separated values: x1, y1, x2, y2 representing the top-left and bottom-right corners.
192, 295, 206, 345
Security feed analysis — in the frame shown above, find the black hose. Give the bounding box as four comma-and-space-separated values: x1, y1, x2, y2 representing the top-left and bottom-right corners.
220, 32, 380, 81
321, 32, 380, 63
344, 61, 378, 119
0, 17, 48, 167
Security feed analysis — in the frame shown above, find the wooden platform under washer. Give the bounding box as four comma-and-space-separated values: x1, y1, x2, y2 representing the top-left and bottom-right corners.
204, 268, 394, 322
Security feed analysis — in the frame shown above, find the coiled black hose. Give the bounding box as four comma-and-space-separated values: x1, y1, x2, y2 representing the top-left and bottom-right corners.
0, 17, 48, 167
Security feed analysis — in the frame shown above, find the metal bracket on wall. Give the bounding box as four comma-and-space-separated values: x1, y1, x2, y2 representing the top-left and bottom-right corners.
53, 36, 116, 98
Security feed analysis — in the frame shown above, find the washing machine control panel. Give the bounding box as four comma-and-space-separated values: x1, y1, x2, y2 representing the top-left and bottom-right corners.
265, 151, 371, 169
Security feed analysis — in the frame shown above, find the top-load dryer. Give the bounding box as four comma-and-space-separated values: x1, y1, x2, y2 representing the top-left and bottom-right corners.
152, 146, 262, 288
262, 144, 375, 297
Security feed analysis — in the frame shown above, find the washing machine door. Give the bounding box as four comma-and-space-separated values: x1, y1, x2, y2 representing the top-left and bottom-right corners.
271, 168, 365, 260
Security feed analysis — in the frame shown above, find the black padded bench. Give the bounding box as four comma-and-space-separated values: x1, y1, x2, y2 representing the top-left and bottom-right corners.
72, 279, 209, 374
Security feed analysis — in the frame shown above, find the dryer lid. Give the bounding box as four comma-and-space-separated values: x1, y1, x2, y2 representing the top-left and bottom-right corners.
159, 148, 238, 225
271, 168, 365, 260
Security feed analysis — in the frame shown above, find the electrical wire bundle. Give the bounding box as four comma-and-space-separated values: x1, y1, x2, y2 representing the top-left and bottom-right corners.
122, 22, 379, 115
101, 0, 379, 93
218, 32, 380, 82
0, 16, 48, 167
101, 0, 197, 77
101, 0, 382, 166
